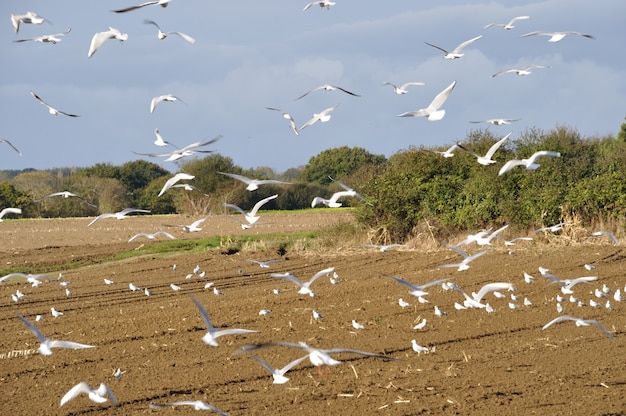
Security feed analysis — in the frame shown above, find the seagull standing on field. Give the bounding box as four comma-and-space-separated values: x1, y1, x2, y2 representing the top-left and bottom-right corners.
144, 20, 195, 44
30, 91, 79, 117
498, 151, 561, 175
17, 314, 95, 355
397, 80, 456, 121
191, 296, 257, 347
456, 133, 510, 165
483, 16, 530, 30
223, 194, 278, 224
11, 11, 50, 33
217, 171, 292, 191
150, 94, 186, 113
521, 31, 595, 42
382, 81, 425, 95
424, 35, 482, 59
88, 27, 128, 58
60, 382, 117, 407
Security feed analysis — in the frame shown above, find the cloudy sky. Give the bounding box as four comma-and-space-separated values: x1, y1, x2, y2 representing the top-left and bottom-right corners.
1, 0, 624, 173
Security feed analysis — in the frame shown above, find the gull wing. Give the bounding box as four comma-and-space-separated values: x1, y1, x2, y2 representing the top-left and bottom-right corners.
473, 282, 514, 303
452, 35, 482, 53
426, 80, 456, 112
0, 139, 21, 155
484, 132, 511, 159
270, 272, 304, 288
191, 296, 215, 331
17, 314, 47, 342
248, 194, 278, 216
306, 267, 336, 285
498, 159, 527, 176
61, 383, 103, 406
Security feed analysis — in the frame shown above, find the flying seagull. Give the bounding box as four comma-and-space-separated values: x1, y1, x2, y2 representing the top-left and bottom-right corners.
483, 16, 530, 30
191, 296, 257, 346
36, 191, 97, 208
223, 194, 278, 224
60, 382, 117, 407
498, 151, 561, 175
521, 31, 595, 42
270, 267, 335, 297
158, 172, 195, 197
149, 401, 227, 414
30, 91, 79, 117
591, 231, 619, 246
438, 246, 488, 271
492, 64, 549, 77
218, 171, 292, 191
382, 81, 425, 95
456, 132, 511, 165
424, 35, 482, 59
420, 144, 459, 158
542, 315, 614, 340
303, 1, 335, 11
0, 138, 21, 155
134, 136, 221, 161
128, 231, 175, 242
295, 84, 360, 100
266, 107, 299, 136
299, 103, 340, 131
381, 273, 452, 298
470, 118, 520, 125
144, 20, 195, 44
112, 0, 172, 13
13, 29, 71, 44
11, 11, 50, 33
88, 27, 128, 58
17, 314, 95, 355
163, 216, 210, 232
88, 208, 151, 227
150, 94, 186, 113
245, 353, 309, 384
397, 80, 456, 121
152, 128, 176, 147
311, 179, 367, 208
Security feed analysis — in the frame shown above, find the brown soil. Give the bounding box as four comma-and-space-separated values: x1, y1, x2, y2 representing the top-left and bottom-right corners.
0, 212, 624, 416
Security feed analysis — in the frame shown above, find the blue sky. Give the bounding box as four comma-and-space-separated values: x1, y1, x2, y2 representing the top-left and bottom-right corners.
1, 0, 624, 173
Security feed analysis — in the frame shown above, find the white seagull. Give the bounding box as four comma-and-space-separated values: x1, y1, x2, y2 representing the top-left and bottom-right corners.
246, 353, 309, 384
382, 81, 425, 95
351, 320, 365, 330
163, 216, 210, 233
299, 103, 340, 131
295, 84, 360, 100
522, 31, 595, 42
483, 16, 530, 30
411, 340, 430, 355
362, 244, 406, 252
456, 132, 510, 165
13, 29, 71, 44
381, 273, 452, 298
470, 118, 520, 126
456, 225, 509, 246
424, 35, 482, 59
60, 382, 117, 407
128, 231, 175, 242
152, 128, 176, 147
134, 136, 221, 161
36, 191, 97, 208
158, 173, 195, 197
149, 401, 227, 414
591, 231, 619, 246
438, 246, 488, 271
534, 222, 569, 233
150, 94, 186, 113
311, 177, 368, 208
30, 91, 79, 117
223, 194, 278, 224
542, 315, 614, 340
303, 1, 335, 11
397, 80, 456, 121
266, 107, 299, 136
88, 208, 151, 227
0, 207, 22, 221
218, 171, 292, 191
270, 267, 335, 297
112, 0, 173, 13
498, 151, 561, 175
492, 64, 549, 77
421, 144, 459, 158
88, 27, 128, 58
0, 138, 21, 155
17, 314, 95, 356
246, 259, 281, 268
144, 20, 195, 44
11, 11, 50, 33
191, 296, 257, 347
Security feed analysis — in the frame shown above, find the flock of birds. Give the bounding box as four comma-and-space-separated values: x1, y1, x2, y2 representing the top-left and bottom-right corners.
4, 3, 619, 414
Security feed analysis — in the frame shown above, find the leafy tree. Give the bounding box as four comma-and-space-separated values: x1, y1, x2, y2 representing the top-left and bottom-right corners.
300, 146, 386, 184
618, 116, 626, 142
